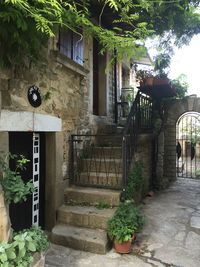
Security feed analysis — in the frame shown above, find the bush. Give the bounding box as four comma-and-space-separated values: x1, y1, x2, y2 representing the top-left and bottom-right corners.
0, 227, 49, 267
124, 161, 144, 201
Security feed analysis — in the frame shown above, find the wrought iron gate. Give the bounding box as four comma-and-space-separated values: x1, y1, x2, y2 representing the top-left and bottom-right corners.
176, 112, 200, 178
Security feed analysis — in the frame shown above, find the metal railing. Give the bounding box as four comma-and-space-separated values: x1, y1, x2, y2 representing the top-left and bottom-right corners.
69, 91, 153, 190
122, 91, 153, 186
117, 87, 137, 121
70, 134, 123, 189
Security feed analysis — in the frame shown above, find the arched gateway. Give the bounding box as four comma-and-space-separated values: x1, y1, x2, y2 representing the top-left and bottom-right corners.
161, 96, 200, 185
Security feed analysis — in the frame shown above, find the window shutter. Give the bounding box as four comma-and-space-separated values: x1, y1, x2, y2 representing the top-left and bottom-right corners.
73, 32, 84, 65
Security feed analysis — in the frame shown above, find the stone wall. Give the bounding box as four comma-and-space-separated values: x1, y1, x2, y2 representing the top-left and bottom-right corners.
0, 186, 11, 242
0, 37, 95, 230
0, 40, 93, 179
135, 134, 154, 197
156, 96, 200, 188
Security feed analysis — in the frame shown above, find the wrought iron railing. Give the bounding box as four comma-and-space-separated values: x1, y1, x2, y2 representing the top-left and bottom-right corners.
117, 87, 137, 121
69, 91, 153, 190
122, 91, 153, 186
70, 134, 123, 189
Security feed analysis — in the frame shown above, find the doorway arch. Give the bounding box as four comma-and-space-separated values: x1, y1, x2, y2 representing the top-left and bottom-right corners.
176, 112, 200, 179
160, 96, 200, 186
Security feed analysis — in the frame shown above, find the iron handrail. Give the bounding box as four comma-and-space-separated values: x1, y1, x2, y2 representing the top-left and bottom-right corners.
122, 91, 153, 187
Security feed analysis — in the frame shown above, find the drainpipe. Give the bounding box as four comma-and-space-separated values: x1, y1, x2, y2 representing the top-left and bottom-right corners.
114, 49, 118, 124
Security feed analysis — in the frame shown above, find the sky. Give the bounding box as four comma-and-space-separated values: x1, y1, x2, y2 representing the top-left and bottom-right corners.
169, 34, 200, 96
146, 34, 200, 96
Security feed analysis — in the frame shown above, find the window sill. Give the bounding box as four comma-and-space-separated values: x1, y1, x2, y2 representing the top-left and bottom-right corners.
52, 51, 89, 77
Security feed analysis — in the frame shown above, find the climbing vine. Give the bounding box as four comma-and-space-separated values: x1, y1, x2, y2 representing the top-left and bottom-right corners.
0, 0, 200, 67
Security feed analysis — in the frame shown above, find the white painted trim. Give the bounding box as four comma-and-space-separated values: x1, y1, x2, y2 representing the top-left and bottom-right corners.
0, 110, 62, 132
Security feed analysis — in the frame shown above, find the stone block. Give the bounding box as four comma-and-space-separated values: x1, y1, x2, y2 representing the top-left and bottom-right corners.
64, 187, 120, 207
57, 205, 116, 230
51, 224, 109, 254
0, 78, 8, 91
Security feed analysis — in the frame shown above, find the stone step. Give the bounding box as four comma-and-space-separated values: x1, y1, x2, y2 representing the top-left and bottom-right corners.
51, 224, 110, 254
91, 146, 122, 159
82, 158, 122, 173
64, 186, 120, 206
118, 117, 127, 127
96, 135, 123, 146
57, 205, 116, 230
79, 172, 123, 188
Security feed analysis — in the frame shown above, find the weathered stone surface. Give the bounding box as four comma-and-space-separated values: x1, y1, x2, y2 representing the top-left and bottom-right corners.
64, 187, 120, 207
0, 186, 11, 242
190, 216, 200, 229
57, 205, 116, 230
0, 78, 8, 91
45, 244, 152, 267
51, 224, 109, 254
31, 253, 45, 267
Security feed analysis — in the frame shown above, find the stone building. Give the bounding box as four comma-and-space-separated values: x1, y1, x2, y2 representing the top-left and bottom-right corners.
0, 28, 142, 234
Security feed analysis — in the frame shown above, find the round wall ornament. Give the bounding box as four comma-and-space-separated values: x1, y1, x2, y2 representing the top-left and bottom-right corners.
27, 85, 42, 107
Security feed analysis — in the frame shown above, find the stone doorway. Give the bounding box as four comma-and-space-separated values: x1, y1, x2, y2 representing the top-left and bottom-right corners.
176, 112, 200, 179
9, 132, 46, 231
0, 110, 63, 231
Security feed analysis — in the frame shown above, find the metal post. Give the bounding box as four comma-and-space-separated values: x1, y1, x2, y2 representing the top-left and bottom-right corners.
70, 135, 75, 184
114, 49, 118, 124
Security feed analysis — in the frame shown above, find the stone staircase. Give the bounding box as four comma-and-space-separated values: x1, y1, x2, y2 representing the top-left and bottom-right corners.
51, 124, 123, 254
51, 187, 120, 254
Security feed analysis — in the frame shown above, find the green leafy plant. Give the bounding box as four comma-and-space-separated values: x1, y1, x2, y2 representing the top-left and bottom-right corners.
136, 69, 154, 83
0, 0, 199, 67
124, 161, 144, 201
0, 154, 34, 204
195, 169, 200, 178
171, 74, 188, 98
95, 201, 110, 209
107, 201, 144, 243
0, 227, 49, 267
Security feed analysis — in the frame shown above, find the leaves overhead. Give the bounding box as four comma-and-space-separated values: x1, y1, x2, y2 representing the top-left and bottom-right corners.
0, 0, 200, 66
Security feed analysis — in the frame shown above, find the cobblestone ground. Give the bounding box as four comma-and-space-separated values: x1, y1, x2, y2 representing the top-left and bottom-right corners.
45, 178, 200, 267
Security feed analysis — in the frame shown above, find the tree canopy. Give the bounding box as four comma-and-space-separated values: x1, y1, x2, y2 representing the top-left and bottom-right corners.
0, 0, 200, 67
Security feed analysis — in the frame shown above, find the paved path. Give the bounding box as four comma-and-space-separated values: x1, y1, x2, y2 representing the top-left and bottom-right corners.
45, 179, 200, 267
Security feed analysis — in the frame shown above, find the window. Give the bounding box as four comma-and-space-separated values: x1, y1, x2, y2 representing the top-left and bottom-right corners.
58, 30, 84, 65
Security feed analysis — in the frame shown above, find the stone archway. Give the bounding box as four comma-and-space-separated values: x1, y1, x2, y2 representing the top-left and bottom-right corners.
161, 96, 200, 187
176, 112, 200, 178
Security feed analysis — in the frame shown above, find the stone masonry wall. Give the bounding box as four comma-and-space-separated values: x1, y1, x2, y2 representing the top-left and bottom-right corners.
162, 96, 200, 187
0, 39, 93, 180
135, 134, 154, 196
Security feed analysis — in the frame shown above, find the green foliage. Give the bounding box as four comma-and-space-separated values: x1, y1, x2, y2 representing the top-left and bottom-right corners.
196, 169, 200, 177
0, 154, 34, 204
0, 227, 49, 267
124, 161, 144, 201
171, 74, 189, 98
107, 201, 144, 243
0, 0, 200, 67
154, 53, 171, 77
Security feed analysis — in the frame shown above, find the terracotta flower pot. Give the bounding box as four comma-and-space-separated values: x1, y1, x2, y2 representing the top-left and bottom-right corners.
113, 240, 132, 254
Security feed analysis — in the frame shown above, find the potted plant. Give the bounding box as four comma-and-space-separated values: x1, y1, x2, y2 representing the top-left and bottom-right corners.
107, 201, 144, 253
136, 69, 154, 87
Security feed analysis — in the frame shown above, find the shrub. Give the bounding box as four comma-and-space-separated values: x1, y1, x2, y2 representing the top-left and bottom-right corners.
107, 201, 144, 243
0, 227, 49, 267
